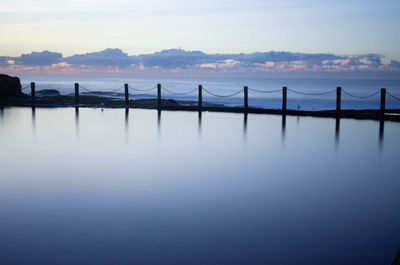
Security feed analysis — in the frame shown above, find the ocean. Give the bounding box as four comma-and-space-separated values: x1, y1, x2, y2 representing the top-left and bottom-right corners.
18, 75, 400, 110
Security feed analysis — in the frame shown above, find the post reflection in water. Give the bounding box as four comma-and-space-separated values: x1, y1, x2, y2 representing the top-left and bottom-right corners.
125, 108, 129, 137
157, 110, 161, 136
335, 118, 340, 147
198, 111, 202, 138
243, 112, 248, 140
75, 107, 79, 139
0, 107, 4, 125
31, 107, 36, 136
379, 119, 384, 148
281, 114, 286, 143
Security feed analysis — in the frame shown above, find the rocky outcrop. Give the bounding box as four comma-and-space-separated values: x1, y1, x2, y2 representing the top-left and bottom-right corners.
0, 74, 26, 98
393, 246, 400, 265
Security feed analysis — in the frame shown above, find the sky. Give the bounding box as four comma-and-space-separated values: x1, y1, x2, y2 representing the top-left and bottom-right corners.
1, 0, 400, 77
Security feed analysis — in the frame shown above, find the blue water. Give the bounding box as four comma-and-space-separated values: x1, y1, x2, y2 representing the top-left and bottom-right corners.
0, 107, 399, 265
18, 75, 400, 110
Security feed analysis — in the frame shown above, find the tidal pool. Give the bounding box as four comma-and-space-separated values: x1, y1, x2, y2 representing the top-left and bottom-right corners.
0, 107, 399, 265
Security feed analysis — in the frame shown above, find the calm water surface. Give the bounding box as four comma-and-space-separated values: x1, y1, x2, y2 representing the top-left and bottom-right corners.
0, 107, 399, 265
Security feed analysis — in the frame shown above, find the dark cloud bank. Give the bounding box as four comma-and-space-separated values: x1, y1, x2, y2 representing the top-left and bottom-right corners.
1, 48, 400, 78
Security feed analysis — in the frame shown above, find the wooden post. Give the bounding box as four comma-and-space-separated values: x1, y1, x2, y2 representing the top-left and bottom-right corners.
157, 83, 161, 107
75, 83, 79, 106
124, 83, 129, 106
198, 85, 202, 107
336, 87, 342, 111
380, 88, 386, 112
282, 86, 287, 110
30, 82, 35, 102
244, 86, 248, 108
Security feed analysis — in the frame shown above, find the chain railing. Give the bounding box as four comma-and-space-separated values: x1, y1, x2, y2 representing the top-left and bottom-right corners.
287, 88, 337, 96
387, 92, 400, 102
21, 84, 30, 91
128, 85, 157, 92
202, 87, 244, 98
342, 89, 380, 99
79, 85, 125, 93
248, 88, 282, 93
161, 85, 197, 95
19, 82, 400, 111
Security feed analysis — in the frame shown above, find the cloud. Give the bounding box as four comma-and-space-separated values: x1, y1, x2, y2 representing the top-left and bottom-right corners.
0, 56, 12, 66
14, 51, 62, 66
135, 49, 212, 69
65, 48, 134, 68
1, 48, 399, 77
390, 60, 400, 69
126, 49, 346, 70
230, 51, 343, 64
364, 54, 383, 66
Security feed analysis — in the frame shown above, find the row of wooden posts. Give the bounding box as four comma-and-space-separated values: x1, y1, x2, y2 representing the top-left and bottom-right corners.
29, 82, 388, 112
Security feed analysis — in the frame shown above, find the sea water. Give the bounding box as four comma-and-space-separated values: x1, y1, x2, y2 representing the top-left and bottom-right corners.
0, 107, 399, 265
18, 75, 400, 110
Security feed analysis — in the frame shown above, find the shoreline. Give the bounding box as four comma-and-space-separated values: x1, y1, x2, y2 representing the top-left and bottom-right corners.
1, 95, 399, 122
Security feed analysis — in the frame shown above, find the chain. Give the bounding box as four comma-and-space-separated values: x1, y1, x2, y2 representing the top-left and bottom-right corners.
248, 88, 282, 93
287, 88, 337, 96
21, 84, 31, 91
387, 92, 400, 102
79, 85, 124, 93
342, 89, 380, 99
202, 87, 244, 98
128, 85, 157, 92
161, 86, 197, 95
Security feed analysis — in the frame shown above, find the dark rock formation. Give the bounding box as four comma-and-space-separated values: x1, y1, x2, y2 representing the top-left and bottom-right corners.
0, 74, 26, 98
393, 246, 400, 265
36, 89, 61, 97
